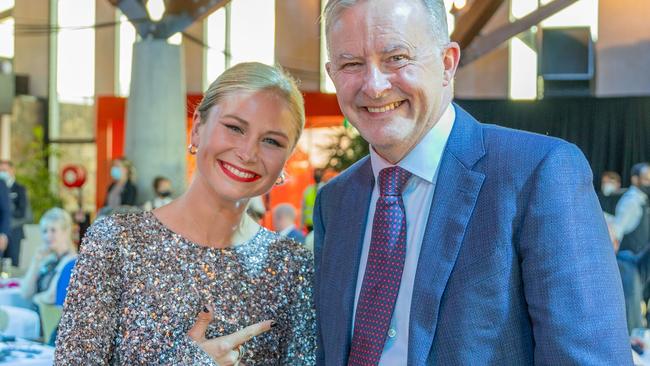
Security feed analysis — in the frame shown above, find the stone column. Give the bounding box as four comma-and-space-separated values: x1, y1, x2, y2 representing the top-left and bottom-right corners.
125, 39, 187, 205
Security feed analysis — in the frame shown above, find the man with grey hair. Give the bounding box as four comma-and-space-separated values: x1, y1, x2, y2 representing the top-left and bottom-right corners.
273, 203, 305, 244
313, 0, 631, 364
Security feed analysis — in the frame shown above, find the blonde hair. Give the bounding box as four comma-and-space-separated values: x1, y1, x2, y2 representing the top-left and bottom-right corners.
197, 62, 305, 147
39, 207, 73, 233
323, 0, 450, 52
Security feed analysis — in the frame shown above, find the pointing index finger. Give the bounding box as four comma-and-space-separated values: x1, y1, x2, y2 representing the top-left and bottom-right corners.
222, 320, 274, 347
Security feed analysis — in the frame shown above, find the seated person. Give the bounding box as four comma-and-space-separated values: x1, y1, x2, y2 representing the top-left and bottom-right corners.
607, 219, 650, 333
21, 208, 77, 306
272, 203, 305, 244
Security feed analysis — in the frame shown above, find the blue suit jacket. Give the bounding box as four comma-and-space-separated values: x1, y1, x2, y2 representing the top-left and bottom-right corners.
313, 105, 632, 365
0, 180, 10, 238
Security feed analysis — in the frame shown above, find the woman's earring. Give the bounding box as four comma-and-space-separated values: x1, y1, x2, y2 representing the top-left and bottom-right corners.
187, 144, 198, 155
275, 171, 287, 186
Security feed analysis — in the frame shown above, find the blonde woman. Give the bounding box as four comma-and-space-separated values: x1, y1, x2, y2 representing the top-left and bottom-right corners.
54, 62, 315, 365
21, 207, 77, 306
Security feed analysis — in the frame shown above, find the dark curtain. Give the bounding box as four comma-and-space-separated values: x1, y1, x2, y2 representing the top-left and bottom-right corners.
456, 97, 650, 187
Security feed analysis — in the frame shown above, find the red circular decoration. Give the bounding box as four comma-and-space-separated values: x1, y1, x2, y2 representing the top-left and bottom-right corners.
61, 165, 87, 188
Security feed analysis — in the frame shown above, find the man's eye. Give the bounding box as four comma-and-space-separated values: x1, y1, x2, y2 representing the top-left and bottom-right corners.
389, 55, 407, 62
342, 62, 362, 69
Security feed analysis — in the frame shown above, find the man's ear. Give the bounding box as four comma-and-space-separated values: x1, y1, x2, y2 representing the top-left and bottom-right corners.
325, 62, 334, 80
442, 42, 461, 87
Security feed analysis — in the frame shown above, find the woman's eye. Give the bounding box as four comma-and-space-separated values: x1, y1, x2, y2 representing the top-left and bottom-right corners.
225, 124, 244, 134
263, 138, 283, 148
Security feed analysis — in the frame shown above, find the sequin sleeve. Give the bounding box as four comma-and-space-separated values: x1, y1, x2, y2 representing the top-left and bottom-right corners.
280, 244, 317, 365
54, 216, 124, 365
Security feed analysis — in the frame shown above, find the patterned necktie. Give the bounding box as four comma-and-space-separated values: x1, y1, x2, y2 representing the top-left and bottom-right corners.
348, 166, 412, 366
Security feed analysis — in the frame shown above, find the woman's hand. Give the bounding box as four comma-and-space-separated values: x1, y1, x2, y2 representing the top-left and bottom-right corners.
188, 307, 274, 366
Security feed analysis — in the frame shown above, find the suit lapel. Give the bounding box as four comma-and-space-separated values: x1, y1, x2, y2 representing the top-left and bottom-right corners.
320, 158, 374, 365
408, 105, 486, 365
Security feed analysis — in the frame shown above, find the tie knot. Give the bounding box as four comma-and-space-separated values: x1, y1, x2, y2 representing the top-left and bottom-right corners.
378, 166, 412, 196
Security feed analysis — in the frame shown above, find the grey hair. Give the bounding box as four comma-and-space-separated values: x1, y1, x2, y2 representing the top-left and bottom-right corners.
323, 0, 450, 52
272, 203, 297, 221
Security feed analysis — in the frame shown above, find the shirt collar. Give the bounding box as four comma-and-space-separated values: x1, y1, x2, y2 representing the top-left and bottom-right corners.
370, 103, 456, 184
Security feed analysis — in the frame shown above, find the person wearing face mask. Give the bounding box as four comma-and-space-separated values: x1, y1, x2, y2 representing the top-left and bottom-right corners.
0, 160, 32, 267
598, 171, 625, 215
608, 162, 650, 254
142, 176, 174, 211
104, 157, 138, 209
54, 62, 315, 365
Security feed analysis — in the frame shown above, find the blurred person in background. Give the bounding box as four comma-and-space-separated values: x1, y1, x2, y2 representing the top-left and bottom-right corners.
599, 170, 625, 215
104, 157, 138, 209
20, 208, 77, 306
608, 162, 650, 254
0, 160, 31, 267
0, 180, 9, 263
142, 176, 174, 211
55, 62, 315, 365
301, 168, 324, 232
273, 203, 305, 244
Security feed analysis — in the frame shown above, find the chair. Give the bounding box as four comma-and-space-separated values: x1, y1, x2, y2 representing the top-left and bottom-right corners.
36, 258, 76, 344
36, 301, 62, 344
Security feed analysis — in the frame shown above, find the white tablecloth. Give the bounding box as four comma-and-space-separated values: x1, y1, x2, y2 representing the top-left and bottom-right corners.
0, 339, 53, 366
0, 280, 34, 310
1, 305, 40, 340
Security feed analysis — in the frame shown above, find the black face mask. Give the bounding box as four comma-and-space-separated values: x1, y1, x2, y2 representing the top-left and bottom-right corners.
158, 190, 172, 198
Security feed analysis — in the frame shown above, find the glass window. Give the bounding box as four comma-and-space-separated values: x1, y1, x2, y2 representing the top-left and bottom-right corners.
117, 13, 136, 97
56, 0, 95, 103
168, 32, 182, 45
540, 0, 598, 40
229, 0, 275, 66
204, 7, 226, 88
0, 0, 14, 13
320, 0, 335, 93
509, 37, 537, 100
0, 17, 13, 58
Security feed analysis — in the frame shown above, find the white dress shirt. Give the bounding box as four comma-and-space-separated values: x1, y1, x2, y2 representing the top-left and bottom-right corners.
352, 103, 456, 365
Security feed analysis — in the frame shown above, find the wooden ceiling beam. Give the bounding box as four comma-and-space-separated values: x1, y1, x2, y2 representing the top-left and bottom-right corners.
460, 0, 580, 67
450, 0, 506, 50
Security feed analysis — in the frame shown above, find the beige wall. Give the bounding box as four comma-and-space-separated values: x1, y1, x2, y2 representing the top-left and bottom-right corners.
596, 0, 650, 96
455, 2, 510, 99
13, 0, 50, 98
275, 0, 322, 91
95, 0, 117, 96
184, 21, 205, 94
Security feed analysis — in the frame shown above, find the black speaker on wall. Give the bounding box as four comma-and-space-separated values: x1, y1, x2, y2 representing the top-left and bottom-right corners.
539, 27, 594, 97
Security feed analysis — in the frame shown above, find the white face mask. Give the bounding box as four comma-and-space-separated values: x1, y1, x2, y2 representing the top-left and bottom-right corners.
0, 171, 11, 184
601, 183, 617, 196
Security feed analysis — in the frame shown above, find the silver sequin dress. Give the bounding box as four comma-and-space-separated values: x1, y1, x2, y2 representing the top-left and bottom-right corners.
54, 211, 316, 365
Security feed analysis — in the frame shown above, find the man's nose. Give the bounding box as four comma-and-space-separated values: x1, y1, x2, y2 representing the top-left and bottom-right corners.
362, 64, 391, 99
